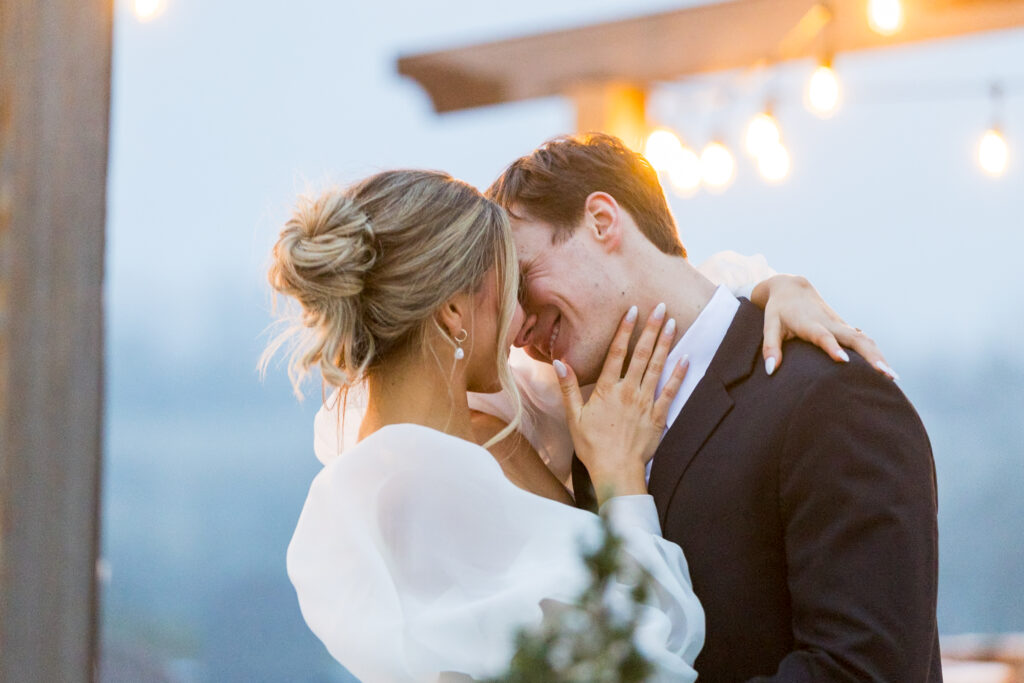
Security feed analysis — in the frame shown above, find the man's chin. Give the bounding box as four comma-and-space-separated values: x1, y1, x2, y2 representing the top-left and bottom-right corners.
523, 348, 599, 384
565, 358, 602, 386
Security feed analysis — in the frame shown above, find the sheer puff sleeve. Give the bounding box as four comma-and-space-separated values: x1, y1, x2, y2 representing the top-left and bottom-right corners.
287, 424, 704, 682
696, 250, 777, 300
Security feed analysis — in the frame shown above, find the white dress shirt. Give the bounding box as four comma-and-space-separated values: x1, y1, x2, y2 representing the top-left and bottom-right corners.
647, 285, 739, 482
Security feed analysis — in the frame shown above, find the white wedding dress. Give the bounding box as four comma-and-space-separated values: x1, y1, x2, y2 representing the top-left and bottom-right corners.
287, 252, 774, 683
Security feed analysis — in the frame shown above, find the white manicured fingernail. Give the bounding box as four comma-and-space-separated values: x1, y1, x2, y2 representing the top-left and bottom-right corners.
664, 318, 676, 336
625, 305, 638, 323
838, 349, 850, 363
553, 359, 567, 378
653, 302, 666, 320
679, 354, 690, 369
765, 356, 777, 376
876, 360, 900, 381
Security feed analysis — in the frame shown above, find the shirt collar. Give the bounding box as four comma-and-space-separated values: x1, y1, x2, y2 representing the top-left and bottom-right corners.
656, 285, 740, 406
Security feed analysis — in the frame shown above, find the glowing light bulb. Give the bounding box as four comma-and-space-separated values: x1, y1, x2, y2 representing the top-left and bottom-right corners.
133, 0, 163, 21
868, 0, 904, 36
806, 63, 841, 118
700, 142, 736, 190
978, 128, 1009, 177
644, 129, 685, 173
757, 141, 791, 183
667, 146, 702, 195
745, 112, 781, 157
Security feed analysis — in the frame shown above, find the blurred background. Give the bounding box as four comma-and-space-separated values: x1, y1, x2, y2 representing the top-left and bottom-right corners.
96, 0, 1022, 680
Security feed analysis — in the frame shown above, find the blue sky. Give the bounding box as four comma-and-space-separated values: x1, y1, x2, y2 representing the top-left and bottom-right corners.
106, 0, 1023, 375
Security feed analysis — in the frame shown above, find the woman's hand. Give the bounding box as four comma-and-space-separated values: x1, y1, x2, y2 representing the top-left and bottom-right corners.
751, 275, 898, 380
552, 303, 689, 506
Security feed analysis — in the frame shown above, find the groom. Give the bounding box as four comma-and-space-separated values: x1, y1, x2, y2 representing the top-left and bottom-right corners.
487, 133, 941, 681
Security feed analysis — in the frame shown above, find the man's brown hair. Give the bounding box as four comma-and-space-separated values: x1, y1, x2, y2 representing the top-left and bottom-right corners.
486, 132, 686, 258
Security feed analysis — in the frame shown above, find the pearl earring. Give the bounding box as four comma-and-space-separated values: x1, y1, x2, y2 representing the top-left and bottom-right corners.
453, 329, 468, 360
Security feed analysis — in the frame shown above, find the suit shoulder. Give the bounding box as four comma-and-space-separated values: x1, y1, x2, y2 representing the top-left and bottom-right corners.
773, 340, 931, 449
776, 339, 886, 388
769, 340, 924, 420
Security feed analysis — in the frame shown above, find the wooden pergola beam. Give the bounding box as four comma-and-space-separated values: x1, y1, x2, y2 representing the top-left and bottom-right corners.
398, 0, 1024, 114
567, 82, 648, 150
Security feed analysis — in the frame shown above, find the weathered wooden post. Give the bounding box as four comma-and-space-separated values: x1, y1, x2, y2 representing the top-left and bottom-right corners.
0, 0, 113, 680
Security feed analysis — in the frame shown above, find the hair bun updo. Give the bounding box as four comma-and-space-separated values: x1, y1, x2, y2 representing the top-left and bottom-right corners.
270, 193, 377, 309
262, 168, 523, 449
266, 190, 381, 392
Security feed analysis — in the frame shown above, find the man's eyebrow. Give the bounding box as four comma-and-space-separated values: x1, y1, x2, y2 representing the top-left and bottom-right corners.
505, 204, 526, 221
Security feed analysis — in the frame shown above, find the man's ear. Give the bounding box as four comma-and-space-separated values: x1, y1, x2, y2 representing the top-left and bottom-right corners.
583, 192, 622, 253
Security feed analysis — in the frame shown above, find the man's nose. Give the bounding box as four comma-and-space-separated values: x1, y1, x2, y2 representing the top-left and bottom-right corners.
513, 313, 538, 348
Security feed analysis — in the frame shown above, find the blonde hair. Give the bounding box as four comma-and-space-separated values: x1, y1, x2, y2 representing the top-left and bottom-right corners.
260, 169, 522, 447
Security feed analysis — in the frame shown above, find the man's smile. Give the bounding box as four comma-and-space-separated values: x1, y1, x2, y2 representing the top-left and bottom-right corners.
547, 315, 561, 360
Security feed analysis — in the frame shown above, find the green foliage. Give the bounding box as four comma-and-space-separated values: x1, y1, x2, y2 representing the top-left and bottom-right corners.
482, 515, 656, 683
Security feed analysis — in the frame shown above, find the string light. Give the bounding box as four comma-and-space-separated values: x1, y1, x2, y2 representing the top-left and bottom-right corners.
757, 141, 792, 183
745, 111, 781, 157
806, 60, 841, 117
745, 104, 791, 183
647, 74, 1019, 192
978, 128, 1009, 177
978, 83, 1010, 178
644, 129, 685, 173
667, 144, 702, 195
868, 0, 904, 36
132, 0, 164, 22
700, 142, 736, 190
645, 129, 703, 195
806, 4, 841, 117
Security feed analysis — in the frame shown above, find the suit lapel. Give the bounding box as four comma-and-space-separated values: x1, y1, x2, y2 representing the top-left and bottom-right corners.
571, 453, 599, 513
648, 375, 734, 523
648, 299, 765, 524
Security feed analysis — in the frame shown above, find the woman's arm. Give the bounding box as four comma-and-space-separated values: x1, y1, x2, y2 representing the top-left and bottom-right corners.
470, 410, 574, 505
288, 425, 703, 681
698, 251, 896, 379
751, 275, 896, 379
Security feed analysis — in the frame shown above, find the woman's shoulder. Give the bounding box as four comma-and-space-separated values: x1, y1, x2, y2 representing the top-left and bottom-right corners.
313, 390, 492, 469
355, 422, 485, 455
696, 250, 776, 298
324, 422, 503, 483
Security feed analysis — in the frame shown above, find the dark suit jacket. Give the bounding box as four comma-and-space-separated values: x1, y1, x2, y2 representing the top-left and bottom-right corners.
576, 299, 942, 682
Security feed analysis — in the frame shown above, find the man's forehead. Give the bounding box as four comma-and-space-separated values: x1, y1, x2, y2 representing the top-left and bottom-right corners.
505, 218, 540, 264
508, 213, 542, 252
512, 230, 536, 269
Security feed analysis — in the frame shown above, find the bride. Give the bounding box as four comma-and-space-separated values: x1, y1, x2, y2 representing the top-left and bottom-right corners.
263, 169, 881, 682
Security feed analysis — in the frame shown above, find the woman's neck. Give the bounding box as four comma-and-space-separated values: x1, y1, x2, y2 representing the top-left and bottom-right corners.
358, 348, 475, 444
